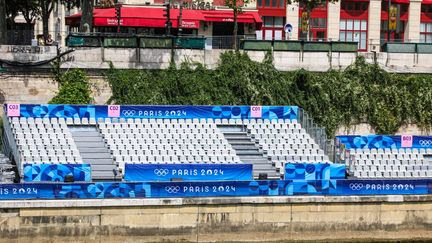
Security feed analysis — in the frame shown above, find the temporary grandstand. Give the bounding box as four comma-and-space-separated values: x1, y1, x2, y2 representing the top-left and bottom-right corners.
0, 103, 431, 200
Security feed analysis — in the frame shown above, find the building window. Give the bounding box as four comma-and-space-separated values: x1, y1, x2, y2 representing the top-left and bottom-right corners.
263, 16, 285, 27
339, 19, 367, 51
420, 23, 432, 43
299, 18, 327, 41
259, 0, 284, 8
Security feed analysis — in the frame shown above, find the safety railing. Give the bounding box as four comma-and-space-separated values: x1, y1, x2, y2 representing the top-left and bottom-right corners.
1, 115, 21, 177
297, 108, 336, 163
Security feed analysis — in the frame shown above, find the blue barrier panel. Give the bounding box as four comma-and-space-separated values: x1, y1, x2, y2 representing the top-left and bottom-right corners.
124, 164, 253, 181
337, 135, 432, 149
284, 163, 345, 180
23, 164, 91, 182
0, 179, 431, 200
4, 104, 298, 120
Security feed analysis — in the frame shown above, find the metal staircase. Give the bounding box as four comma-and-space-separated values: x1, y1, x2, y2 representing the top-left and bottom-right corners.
69, 126, 119, 181
217, 125, 280, 179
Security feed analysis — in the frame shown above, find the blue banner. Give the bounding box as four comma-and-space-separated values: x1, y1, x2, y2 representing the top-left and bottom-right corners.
337, 135, 432, 149
0, 179, 431, 200
284, 163, 345, 180
124, 164, 253, 181
5, 104, 298, 120
23, 164, 91, 182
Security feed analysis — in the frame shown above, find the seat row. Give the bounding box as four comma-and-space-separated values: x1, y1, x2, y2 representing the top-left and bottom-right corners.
353, 164, 431, 172
105, 138, 229, 146
269, 155, 329, 162
115, 155, 242, 164
102, 132, 223, 140
108, 143, 232, 151
253, 133, 310, 140
355, 170, 432, 178
22, 155, 83, 164
249, 128, 303, 135
15, 133, 73, 140
350, 148, 431, 154
266, 149, 324, 156
16, 138, 75, 146
355, 153, 424, 160
112, 149, 236, 156
247, 123, 301, 129
353, 159, 428, 166
258, 139, 319, 150
21, 149, 80, 157
99, 123, 217, 129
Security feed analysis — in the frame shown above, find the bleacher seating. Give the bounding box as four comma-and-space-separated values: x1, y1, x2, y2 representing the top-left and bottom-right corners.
98, 118, 242, 172
3, 104, 335, 181
10, 117, 83, 167
246, 120, 330, 174
348, 148, 432, 178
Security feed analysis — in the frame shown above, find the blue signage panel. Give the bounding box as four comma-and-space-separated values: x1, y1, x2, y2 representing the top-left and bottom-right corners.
5, 104, 298, 120
0, 179, 430, 200
337, 135, 432, 149
284, 163, 345, 180
23, 164, 91, 182
124, 164, 253, 181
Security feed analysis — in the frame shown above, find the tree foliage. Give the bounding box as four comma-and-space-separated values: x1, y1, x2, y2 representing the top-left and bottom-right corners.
105, 52, 432, 137
49, 69, 93, 104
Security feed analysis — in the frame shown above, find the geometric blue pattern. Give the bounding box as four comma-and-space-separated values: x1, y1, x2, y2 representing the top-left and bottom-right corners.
23, 164, 91, 182
337, 135, 432, 149
5, 104, 299, 120
0, 179, 431, 200
284, 163, 346, 180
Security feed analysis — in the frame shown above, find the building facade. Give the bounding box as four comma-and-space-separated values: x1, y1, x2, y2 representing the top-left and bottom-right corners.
25, 0, 432, 52
266, 0, 432, 51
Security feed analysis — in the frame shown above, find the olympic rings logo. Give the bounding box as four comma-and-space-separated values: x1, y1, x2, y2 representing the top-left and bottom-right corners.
154, 169, 169, 177
419, 140, 432, 147
349, 183, 364, 190
165, 186, 180, 193
122, 110, 136, 116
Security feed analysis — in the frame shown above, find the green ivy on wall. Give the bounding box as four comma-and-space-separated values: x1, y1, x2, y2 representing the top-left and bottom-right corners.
49, 69, 94, 105
105, 51, 432, 137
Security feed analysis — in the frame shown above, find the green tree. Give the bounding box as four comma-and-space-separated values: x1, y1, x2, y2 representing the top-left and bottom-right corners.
79, 0, 94, 32
225, 0, 251, 50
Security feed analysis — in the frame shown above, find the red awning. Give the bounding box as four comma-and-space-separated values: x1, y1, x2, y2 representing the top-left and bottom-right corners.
383, 0, 409, 3
423, 0, 432, 4
202, 10, 262, 23
66, 7, 263, 28
66, 7, 204, 29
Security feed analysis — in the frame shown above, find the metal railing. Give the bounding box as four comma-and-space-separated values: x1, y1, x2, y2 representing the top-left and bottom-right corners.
298, 108, 336, 163
1, 115, 21, 177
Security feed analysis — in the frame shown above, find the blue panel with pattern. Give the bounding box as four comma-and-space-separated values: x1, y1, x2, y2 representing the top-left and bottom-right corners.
5, 104, 298, 120
23, 164, 91, 182
284, 163, 346, 180
337, 135, 432, 149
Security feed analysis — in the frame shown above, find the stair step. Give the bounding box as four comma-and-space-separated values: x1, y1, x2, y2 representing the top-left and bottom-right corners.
91, 164, 117, 171
75, 141, 106, 148
222, 132, 248, 136
236, 150, 261, 155
231, 145, 258, 150
83, 158, 115, 165
73, 137, 103, 142
81, 153, 112, 159
71, 131, 101, 137
78, 148, 110, 153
